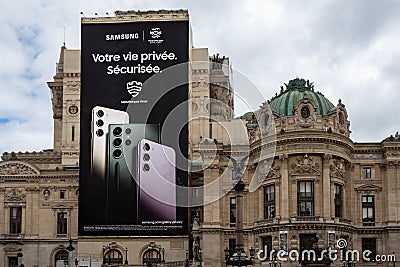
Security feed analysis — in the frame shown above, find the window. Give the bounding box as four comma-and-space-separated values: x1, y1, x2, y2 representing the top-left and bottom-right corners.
300, 234, 318, 258
54, 250, 68, 267
143, 249, 161, 265
10, 207, 22, 234
334, 184, 343, 218
228, 239, 236, 257
230, 197, 236, 226
60, 190, 66, 199
362, 238, 376, 259
8, 257, 18, 267
105, 249, 123, 265
71, 126, 75, 142
362, 167, 372, 179
57, 212, 68, 235
362, 196, 375, 226
298, 181, 314, 216
301, 107, 310, 118
262, 236, 273, 259
264, 185, 275, 219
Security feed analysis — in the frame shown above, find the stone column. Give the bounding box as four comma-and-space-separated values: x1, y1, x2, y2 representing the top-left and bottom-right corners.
387, 161, 399, 224
279, 154, 289, 221
236, 191, 244, 249
258, 189, 264, 221
323, 154, 332, 219
275, 179, 281, 220
201, 165, 222, 267
202, 166, 221, 225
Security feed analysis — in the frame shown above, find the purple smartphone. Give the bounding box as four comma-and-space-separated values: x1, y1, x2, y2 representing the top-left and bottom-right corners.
137, 139, 176, 222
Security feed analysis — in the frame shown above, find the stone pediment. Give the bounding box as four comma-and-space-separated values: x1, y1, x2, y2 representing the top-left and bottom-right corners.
355, 184, 382, 192
291, 154, 321, 176
0, 161, 40, 176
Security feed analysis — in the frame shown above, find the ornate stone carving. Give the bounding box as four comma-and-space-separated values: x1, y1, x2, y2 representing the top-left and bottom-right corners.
43, 189, 51, 200
294, 92, 317, 129
353, 154, 383, 159
383, 132, 400, 142
4, 189, 26, 202
257, 102, 275, 137
66, 81, 80, 91
51, 87, 63, 119
291, 154, 321, 176
266, 161, 281, 179
334, 99, 351, 136
25, 186, 40, 192
0, 161, 40, 176
330, 159, 346, 179
68, 104, 79, 116
209, 97, 231, 120
323, 154, 332, 161
386, 161, 399, 169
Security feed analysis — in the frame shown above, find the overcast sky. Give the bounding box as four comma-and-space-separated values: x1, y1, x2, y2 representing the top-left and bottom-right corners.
0, 0, 399, 155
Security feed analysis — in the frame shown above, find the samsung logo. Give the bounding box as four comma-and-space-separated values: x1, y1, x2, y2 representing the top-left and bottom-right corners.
105, 33, 140, 41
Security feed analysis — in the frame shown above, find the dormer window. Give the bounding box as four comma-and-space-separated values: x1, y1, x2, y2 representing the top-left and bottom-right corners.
301, 107, 310, 118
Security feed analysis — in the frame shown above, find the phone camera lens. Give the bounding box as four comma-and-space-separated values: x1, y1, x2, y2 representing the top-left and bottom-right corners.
113, 149, 122, 158
125, 139, 132, 146
144, 143, 150, 151
125, 128, 132, 134
143, 153, 150, 161
96, 129, 104, 137
96, 119, 104, 127
96, 110, 104, 117
113, 127, 122, 136
143, 164, 150, 172
113, 138, 122, 147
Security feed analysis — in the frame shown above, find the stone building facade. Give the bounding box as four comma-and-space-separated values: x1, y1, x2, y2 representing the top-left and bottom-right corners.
0, 10, 234, 265
0, 9, 399, 267
192, 78, 400, 267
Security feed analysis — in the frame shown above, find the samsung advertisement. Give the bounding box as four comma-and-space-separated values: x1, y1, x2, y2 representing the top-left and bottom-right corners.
79, 19, 189, 236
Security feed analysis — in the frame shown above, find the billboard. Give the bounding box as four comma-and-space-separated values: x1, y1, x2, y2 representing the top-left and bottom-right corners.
79, 18, 189, 236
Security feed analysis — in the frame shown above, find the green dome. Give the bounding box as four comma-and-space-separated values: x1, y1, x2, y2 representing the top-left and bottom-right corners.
269, 78, 335, 117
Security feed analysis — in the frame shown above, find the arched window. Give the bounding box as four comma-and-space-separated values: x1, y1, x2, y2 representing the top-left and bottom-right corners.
143, 249, 161, 265
54, 250, 68, 267
104, 249, 123, 265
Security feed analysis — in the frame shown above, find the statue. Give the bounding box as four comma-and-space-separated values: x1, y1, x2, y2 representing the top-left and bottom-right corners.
193, 236, 200, 261
227, 155, 249, 181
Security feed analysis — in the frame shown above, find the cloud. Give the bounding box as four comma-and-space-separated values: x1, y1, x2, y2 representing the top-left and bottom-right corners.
0, 0, 399, 156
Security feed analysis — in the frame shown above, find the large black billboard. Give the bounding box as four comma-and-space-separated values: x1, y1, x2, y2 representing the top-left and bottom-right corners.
79, 19, 189, 236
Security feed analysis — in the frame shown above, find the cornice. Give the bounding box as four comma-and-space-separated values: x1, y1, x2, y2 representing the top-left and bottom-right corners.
82, 10, 189, 24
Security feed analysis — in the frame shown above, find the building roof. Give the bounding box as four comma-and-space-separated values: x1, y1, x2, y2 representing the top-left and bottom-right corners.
269, 78, 335, 117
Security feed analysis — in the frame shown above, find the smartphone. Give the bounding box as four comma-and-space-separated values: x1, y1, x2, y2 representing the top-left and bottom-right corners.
91, 106, 129, 178
137, 139, 176, 223
107, 124, 159, 224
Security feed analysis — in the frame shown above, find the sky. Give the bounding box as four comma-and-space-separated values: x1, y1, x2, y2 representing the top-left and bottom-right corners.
0, 0, 399, 155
